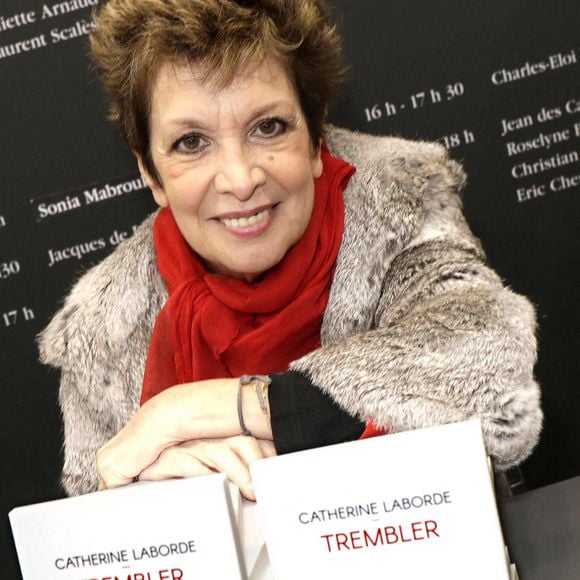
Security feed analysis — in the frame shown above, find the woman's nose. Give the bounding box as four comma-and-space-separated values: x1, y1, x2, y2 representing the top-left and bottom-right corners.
213, 144, 266, 200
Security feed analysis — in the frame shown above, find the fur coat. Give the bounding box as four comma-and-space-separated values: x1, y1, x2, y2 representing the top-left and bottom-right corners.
38, 126, 543, 496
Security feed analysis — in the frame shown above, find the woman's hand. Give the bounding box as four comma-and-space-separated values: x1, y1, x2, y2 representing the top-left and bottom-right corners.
137, 437, 277, 500
96, 378, 273, 490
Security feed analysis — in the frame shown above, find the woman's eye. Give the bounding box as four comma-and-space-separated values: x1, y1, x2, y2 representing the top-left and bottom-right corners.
254, 118, 288, 138
174, 133, 207, 153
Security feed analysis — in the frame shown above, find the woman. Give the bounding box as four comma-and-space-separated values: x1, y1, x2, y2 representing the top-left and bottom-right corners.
39, 0, 542, 499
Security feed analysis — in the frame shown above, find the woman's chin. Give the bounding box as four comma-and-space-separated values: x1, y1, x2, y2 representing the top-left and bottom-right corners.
204, 254, 271, 282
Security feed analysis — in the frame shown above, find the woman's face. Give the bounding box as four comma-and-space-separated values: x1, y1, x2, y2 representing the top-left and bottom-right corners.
141, 58, 323, 282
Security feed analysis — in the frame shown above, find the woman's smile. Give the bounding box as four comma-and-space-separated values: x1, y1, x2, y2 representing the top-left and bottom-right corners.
215, 204, 277, 238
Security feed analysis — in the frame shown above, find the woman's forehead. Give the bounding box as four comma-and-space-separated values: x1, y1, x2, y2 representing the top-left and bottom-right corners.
149, 58, 301, 125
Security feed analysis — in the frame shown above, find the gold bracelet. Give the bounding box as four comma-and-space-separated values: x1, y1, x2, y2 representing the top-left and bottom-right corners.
252, 376, 270, 414
238, 375, 271, 437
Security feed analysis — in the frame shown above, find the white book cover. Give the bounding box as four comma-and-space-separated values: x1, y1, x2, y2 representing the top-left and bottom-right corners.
251, 419, 510, 580
239, 501, 273, 580
10, 473, 247, 580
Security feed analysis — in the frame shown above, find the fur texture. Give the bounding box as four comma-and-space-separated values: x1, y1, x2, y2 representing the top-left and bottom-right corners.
38, 126, 542, 496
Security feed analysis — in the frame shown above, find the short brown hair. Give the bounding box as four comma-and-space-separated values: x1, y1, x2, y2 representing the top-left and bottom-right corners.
90, 0, 347, 184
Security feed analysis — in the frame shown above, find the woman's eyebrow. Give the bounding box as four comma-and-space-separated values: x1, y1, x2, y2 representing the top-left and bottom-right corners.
162, 100, 296, 133
160, 113, 208, 132
246, 100, 296, 122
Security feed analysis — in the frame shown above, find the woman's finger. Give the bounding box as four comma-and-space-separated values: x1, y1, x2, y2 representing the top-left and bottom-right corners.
257, 439, 277, 458
226, 435, 270, 465
136, 438, 256, 499
97, 437, 142, 490
189, 439, 256, 500
139, 447, 213, 481
103, 435, 273, 499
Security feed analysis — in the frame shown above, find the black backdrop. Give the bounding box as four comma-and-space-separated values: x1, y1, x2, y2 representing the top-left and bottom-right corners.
1, 1, 578, 577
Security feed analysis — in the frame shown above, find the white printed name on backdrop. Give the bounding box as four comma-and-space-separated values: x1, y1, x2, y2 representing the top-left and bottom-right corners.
251, 420, 511, 580
10, 474, 247, 580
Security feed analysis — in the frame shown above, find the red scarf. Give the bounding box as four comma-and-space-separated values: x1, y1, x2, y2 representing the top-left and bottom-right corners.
141, 147, 355, 404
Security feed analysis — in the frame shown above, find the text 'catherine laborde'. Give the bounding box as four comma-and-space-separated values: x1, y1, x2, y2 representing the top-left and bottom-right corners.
298, 490, 452, 524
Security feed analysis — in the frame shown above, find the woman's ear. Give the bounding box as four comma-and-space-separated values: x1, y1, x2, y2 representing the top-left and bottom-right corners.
311, 139, 323, 179
137, 156, 168, 208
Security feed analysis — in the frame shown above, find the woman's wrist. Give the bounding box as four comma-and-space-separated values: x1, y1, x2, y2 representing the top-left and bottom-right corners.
140, 377, 273, 443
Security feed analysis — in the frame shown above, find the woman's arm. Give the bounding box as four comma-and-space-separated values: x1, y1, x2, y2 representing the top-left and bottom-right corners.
291, 237, 542, 470
96, 371, 367, 490
289, 126, 543, 469
95, 377, 273, 489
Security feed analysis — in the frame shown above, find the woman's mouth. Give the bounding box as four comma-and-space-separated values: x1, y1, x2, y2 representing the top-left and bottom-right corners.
220, 207, 271, 229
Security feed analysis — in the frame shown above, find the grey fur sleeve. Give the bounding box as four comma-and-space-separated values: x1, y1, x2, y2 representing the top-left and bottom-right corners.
291, 256, 541, 469
57, 369, 115, 495
291, 135, 542, 469
38, 215, 165, 496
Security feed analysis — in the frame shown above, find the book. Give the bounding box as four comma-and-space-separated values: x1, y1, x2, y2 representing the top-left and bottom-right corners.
238, 501, 273, 580
250, 419, 514, 580
10, 420, 519, 579
10, 473, 247, 580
